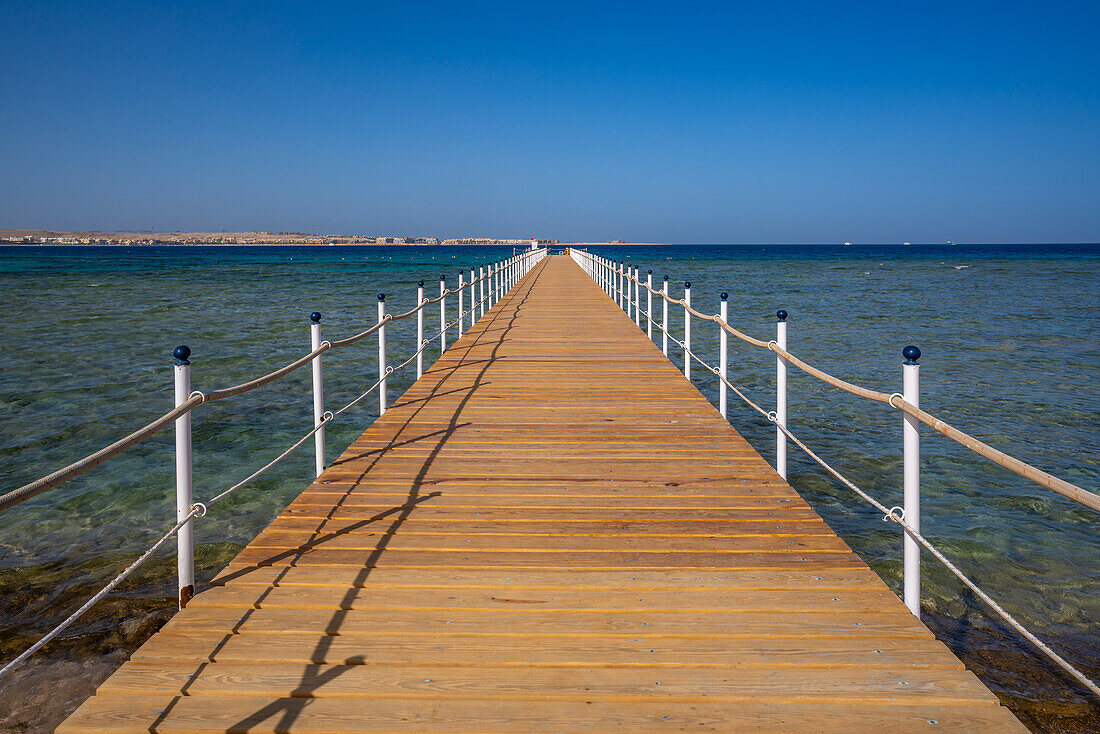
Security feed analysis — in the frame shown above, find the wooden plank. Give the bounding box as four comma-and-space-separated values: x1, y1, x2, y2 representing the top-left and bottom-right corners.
209, 565, 891, 589
58, 254, 1025, 733
95, 660, 999, 703
184, 584, 903, 613
159, 607, 937, 639
56, 695, 1023, 733
129, 631, 967, 669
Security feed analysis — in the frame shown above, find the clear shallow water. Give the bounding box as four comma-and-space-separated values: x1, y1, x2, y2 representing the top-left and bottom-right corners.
0, 244, 1097, 730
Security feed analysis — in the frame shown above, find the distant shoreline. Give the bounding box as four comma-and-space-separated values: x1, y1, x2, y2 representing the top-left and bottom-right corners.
0, 230, 561, 247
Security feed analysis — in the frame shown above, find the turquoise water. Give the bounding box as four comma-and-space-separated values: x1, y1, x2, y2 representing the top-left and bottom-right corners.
0, 244, 1097, 729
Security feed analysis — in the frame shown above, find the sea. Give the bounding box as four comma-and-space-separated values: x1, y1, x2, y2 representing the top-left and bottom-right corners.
0, 243, 1096, 732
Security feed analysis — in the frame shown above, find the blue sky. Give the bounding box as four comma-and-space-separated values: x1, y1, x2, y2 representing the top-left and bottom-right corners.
1, 1, 1097, 242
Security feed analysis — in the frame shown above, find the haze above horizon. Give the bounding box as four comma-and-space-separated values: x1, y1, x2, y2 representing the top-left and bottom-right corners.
2, 1, 1097, 243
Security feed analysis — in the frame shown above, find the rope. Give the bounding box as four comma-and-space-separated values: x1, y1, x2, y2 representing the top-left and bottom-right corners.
580, 265, 1100, 699
0, 252, 548, 678
0, 256, 519, 513
771, 413, 1100, 698
0, 305, 485, 676
0, 395, 202, 512
583, 254, 1098, 513
0, 503, 202, 679
758, 402, 1100, 698
202, 415, 334, 507
641, 306, 1100, 699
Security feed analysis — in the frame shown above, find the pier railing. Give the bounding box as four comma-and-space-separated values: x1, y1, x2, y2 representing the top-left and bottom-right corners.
567, 247, 1099, 699
0, 247, 548, 678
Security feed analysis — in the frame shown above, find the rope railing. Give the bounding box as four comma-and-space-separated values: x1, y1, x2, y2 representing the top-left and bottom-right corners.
569, 247, 1098, 699
0, 251, 537, 513
714, 369, 1100, 698
0, 503, 203, 679
585, 251, 1098, 513
0, 247, 549, 679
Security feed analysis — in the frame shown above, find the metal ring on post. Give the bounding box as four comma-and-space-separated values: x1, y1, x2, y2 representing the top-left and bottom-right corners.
319, 340, 332, 350
187, 390, 207, 405
888, 392, 905, 409
189, 502, 207, 518
884, 506, 906, 523
766, 410, 778, 423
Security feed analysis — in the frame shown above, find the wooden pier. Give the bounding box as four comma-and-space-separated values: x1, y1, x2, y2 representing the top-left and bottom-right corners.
59, 256, 1025, 731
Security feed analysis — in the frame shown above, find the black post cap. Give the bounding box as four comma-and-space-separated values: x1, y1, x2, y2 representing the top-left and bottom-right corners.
903, 345, 921, 364
777, 309, 788, 321
417, 280, 424, 287
721, 292, 728, 301
310, 311, 321, 323
663, 275, 669, 280
173, 345, 191, 364
648, 269, 652, 274
378, 293, 385, 301
440, 274, 446, 280
684, 281, 691, 288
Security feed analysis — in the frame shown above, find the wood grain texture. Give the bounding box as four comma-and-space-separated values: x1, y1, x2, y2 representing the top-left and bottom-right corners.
58, 255, 1025, 732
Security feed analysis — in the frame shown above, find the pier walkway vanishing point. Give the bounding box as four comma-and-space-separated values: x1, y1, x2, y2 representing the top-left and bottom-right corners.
59, 255, 1026, 732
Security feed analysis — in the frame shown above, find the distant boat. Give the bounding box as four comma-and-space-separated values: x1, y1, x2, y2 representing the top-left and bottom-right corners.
844, 242, 852, 246
903, 242, 911, 246
947, 241, 956, 245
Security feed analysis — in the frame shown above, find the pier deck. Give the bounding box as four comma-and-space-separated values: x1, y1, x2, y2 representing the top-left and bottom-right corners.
59, 256, 1024, 731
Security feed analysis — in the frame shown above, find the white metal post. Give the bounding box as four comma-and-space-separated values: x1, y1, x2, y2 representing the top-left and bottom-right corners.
629, 265, 635, 318
173, 345, 195, 609
439, 275, 447, 353
457, 272, 464, 339
416, 282, 424, 379
377, 294, 387, 415
627, 266, 634, 320
633, 267, 641, 327
625, 265, 631, 317
619, 263, 625, 310
479, 266, 485, 319
646, 271, 653, 339
662, 275, 669, 356
902, 345, 922, 619
470, 268, 476, 328
683, 282, 692, 379
309, 313, 325, 476
719, 295, 728, 418
776, 311, 788, 479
